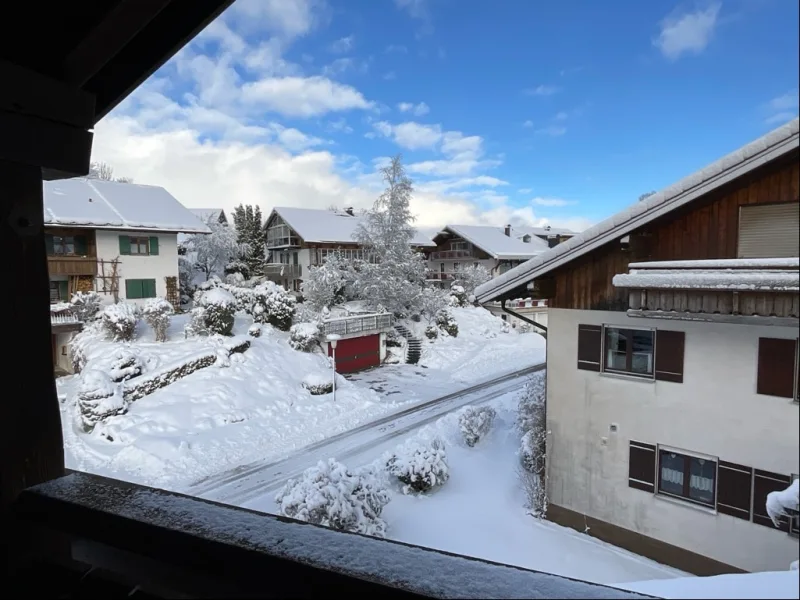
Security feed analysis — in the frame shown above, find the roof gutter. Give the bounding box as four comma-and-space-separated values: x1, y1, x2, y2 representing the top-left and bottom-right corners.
501, 299, 547, 335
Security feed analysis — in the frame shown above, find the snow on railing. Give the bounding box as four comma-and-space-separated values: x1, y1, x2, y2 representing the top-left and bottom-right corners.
323, 313, 394, 337
51, 310, 80, 325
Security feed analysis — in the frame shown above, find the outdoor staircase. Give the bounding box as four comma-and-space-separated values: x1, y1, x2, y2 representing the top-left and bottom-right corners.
393, 324, 422, 365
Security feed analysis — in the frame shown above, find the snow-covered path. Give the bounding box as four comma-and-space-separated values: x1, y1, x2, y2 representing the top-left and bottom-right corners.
191, 362, 545, 505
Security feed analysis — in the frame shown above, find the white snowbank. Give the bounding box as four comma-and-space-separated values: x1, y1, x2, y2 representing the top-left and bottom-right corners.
619, 570, 800, 599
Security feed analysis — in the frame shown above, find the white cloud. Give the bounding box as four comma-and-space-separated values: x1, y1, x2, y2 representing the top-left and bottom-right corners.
383, 71, 397, 80
397, 101, 430, 116
554, 111, 569, 121
385, 44, 408, 53
327, 118, 354, 134
531, 197, 577, 207
329, 35, 354, 53
522, 120, 534, 128
654, 3, 721, 60
535, 125, 567, 137
241, 76, 374, 117
321, 56, 371, 77
224, 0, 323, 39
518, 188, 532, 194
524, 84, 560, 96
763, 90, 799, 125
372, 121, 443, 149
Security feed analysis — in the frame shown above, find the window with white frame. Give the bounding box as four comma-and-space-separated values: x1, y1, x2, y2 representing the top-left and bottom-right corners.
657, 447, 717, 509
602, 326, 655, 378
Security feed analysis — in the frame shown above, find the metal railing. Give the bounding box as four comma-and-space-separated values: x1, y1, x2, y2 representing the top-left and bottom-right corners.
323, 313, 394, 337
264, 263, 302, 278
429, 249, 474, 260
50, 310, 80, 326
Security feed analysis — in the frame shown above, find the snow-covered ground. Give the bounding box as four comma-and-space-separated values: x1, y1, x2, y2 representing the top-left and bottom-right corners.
619, 571, 800, 599
59, 306, 545, 493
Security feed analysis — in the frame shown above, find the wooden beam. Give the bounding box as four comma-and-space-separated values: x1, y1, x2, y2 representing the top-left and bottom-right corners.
61, 0, 172, 86
0, 111, 92, 175
0, 160, 65, 511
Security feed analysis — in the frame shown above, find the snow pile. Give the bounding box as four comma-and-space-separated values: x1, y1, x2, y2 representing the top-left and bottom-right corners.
386, 437, 450, 494
275, 458, 391, 538
289, 322, 322, 352
101, 302, 138, 341
50, 302, 72, 313
142, 297, 174, 342
619, 570, 799, 599
458, 405, 496, 447
766, 478, 799, 527
302, 372, 333, 395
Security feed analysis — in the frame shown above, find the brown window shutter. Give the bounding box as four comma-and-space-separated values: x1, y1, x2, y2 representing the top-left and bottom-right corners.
717, 461, 753, 520
655, 330, 685, 383
752, 469, 791, 531
756, 338, 796, 398
577, 325, 602, 372
628, 441, 656, 492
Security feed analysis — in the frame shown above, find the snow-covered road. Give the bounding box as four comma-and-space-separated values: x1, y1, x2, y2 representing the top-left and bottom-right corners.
191, 362, 545, 505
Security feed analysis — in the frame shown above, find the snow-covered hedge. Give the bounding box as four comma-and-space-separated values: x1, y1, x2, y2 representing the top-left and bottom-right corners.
101, 302, 138, 341
386, 437, 450, 494
458, 405, 497, 447
142, 297, 174, 342
517, 374, 547, 517
78, 369, 126, 431
197, 287, 236, 335
302, 373, 333, 395
70, 291, 102, 322
289, 322, 322, 352
108, 349, 143, 382
436, 310, 459, 337
424, 325, 438, 340
275, 458, 391, 538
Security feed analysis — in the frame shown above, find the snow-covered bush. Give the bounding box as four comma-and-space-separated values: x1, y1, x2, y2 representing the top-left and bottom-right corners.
302, 373, 333, 395
142, 297, 173, 342
275, 458, 391, 538
77, 369, 126, 431
419, 286, 449, 324
385, 328, 403, 348
386, 437, 450, 494
436, 310, 459, 337
448, 284, 468, 307
244, 282, 296, 331
517, 374, 547, 517
101, 302, 138, 341
224, 259, 250, 281
289, 322, 321, 352
184, 306, 209, 338
248, 324, 262, 338
458, 405, 497, 447
108, 349, 143, 382
197, 287, 236, 335
225, 271, 246, 286
70, 290, 102, 322
424, 325, 438, 340
70, 320, 105, 373
518, 322, 532, 334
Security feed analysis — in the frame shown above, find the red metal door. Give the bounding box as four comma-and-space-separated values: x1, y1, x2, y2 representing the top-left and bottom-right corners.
329, 334, 380, 373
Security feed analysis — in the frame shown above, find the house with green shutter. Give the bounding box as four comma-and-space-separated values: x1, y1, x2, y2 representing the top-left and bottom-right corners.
43, 177, 210, 308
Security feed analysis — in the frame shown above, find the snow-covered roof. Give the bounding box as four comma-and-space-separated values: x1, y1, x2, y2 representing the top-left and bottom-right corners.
437, 224, 550, 260
44, 178, 211, 234
190, 208, 226, 224
515, 225, 579, 238
270, 207, 436, 247
627, 258, 800, 270
475, 117, 800, 303
613, 269, 799, 292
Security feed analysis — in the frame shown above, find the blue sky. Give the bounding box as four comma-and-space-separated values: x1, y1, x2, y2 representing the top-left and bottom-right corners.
95, 0, 799, 233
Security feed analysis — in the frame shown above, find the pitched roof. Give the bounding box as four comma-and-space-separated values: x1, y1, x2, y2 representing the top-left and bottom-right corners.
271, 206, 435, 247
440, 224, 550, 259
515, 225, 579, 238
190, 208, 226, 223
43, 178, 211, 234
475, 118, 800, 303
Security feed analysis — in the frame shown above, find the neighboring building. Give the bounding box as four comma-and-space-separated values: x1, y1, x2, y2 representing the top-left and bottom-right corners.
515, 225, 579, 248
426, 224, 550, 285
44, 178, 210, 307
483, 298, 549, 331
178, 208, 228, 249
475, 118, 800, 574
263, 206, 435, 292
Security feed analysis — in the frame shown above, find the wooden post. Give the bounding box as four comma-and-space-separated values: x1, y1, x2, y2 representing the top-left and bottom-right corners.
0, 161, 66, 510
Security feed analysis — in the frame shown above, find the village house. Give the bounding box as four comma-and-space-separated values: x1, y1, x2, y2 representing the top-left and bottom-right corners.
263, 206, 435, 292
45, 178, 209, 370
475, 118, 799, 575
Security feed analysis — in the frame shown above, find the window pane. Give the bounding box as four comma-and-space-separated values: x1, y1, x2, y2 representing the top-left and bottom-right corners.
631, 330, 654, 375
659, 451, 685, 496
605, 328, 628, 371
688, 457, 715, 505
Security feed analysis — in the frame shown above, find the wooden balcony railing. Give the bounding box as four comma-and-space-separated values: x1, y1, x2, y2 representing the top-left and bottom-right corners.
47, 256, 97, 276
323, 313, 394, 337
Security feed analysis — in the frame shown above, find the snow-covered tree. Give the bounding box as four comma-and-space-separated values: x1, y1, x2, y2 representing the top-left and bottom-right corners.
191, 220, 247, 281
232, 204, 265, 276
419, 286, 449, 324
301, 251, 352, 311
455, 264, 491, 296
88, 161, 134, 183
353, 155, 427, 316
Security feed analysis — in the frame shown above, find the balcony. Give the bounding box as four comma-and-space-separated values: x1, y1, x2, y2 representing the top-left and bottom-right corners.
264, 263, 302, 278
614, 258, 800, 326
323, 313, 394, 338
47, 256, 97, 276
429, 249, 474, 260
50, 306, 83, 333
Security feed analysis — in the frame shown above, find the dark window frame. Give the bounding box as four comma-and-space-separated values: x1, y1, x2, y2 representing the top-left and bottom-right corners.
601, 325, 656, 379
128, 237, 150, 256
656, 446, 718, 510
53, 235, 75, 256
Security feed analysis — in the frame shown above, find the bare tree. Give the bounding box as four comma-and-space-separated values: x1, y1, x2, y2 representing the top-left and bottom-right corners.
88, 161, 134, 183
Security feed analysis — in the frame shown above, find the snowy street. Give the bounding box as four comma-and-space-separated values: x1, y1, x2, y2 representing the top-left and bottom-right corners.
190, 361, 545, 504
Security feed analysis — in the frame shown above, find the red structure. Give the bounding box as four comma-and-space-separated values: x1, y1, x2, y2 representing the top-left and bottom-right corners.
328, 334, 381, 373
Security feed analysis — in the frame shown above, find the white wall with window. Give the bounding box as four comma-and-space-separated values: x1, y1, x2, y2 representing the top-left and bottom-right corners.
546, 307, 799, 572
95, 230, 179, 305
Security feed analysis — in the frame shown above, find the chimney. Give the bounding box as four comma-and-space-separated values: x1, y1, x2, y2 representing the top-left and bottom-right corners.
504, 224, 511, 237
344, 207, 354, 216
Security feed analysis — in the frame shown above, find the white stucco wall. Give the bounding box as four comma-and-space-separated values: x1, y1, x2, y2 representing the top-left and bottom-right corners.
546, 308, 799, 573
95, 230, 179, 305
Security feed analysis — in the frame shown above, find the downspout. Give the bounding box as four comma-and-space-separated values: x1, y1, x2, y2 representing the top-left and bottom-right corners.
500, 298, 547, 336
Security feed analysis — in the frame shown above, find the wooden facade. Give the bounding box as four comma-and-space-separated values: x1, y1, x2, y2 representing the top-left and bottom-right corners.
543, 152, 799, 310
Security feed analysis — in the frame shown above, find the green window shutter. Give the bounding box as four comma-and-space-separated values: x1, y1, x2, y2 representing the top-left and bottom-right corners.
45, 234, 55, 255
144, 279, 157, 298
149, 236, 159, 255
119, 236, 131, 255
125, 279, 142, 299
74, 235, 88, 256
58, 280, 68, 300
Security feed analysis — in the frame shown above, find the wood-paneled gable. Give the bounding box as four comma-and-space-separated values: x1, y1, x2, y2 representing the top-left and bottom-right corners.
546, 152, 799, 310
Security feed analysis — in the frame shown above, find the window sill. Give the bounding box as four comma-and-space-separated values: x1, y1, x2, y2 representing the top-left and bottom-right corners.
599, 371, 655, 384
654, 492, 717, 516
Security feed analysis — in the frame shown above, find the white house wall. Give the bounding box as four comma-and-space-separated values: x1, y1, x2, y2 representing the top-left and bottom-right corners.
546, 308, 799, 573
95, 230, 179, 305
